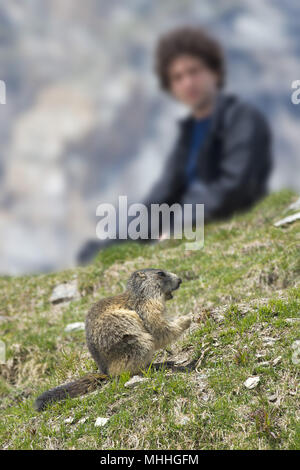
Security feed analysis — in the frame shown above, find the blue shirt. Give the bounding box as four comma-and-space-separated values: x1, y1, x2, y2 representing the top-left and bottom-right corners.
185, 117, 211, 186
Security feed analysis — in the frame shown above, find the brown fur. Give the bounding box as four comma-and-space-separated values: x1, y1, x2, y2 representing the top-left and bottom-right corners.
35, 269, 191, 411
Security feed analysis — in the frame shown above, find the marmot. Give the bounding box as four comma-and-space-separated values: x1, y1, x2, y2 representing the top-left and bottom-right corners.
35, 269, 191, 411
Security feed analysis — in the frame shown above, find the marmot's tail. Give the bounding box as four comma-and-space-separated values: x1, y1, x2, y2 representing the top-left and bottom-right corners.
34, 372, 108, 412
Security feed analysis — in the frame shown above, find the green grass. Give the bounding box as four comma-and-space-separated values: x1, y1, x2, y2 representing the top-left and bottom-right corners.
0, 190, 299, 449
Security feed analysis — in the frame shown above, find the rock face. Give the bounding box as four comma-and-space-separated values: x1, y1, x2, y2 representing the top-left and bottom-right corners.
0, 1, 299, 274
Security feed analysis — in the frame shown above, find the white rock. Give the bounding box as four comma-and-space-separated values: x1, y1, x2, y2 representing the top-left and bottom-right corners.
64, 416, 74, 424
244, 376, 260, 389
64, 322, 85, 332
124, 375, 149, 388
78, 417, 88, 425
94, 417, 109, 427
274, 212, 300, 227
50, 280, 79, 303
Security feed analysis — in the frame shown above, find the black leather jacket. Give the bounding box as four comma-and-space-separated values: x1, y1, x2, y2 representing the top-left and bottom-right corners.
144, 93, 272, 220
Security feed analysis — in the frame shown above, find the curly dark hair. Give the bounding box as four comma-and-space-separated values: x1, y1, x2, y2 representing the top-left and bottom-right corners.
155, 26, 225, 90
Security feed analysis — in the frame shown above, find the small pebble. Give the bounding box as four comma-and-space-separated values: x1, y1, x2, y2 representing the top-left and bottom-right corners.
124, 376, 149, 388
272, 356, 282, 366
64, 322, 85, 332
95, 417, 109, 427
244, 376, 260, 389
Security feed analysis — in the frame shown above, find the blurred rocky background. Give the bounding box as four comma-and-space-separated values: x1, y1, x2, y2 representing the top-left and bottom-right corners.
0, 0, 299, 274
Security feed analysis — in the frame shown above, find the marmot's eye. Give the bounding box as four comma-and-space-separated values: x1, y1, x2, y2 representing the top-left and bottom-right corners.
157, 271, 166, 277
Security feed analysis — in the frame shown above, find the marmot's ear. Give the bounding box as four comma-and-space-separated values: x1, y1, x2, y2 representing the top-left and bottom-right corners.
135, 271, 146, 280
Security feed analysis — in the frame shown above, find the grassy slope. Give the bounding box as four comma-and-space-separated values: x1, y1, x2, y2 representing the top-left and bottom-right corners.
0, 190, 299, 450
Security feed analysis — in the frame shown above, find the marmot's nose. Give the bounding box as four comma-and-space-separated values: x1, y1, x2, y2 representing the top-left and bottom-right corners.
178, 278, 182, 285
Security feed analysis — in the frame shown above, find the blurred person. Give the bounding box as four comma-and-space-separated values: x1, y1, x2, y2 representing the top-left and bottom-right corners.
78, 26, 272, 264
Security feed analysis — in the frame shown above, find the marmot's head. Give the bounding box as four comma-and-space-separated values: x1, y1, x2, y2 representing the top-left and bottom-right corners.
127, 269, 182, 301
